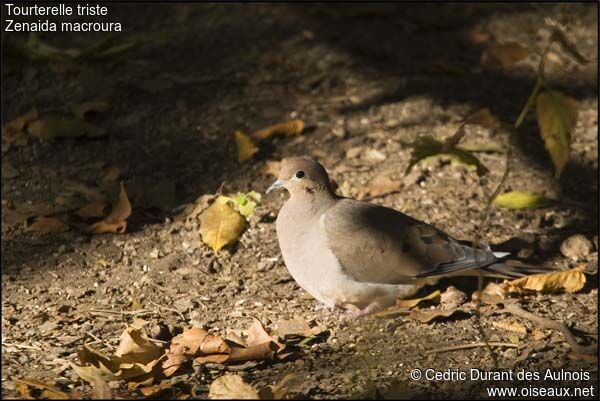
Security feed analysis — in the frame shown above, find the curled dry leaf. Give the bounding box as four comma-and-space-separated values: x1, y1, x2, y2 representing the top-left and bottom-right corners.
251, 119, 305, 141
199, 196, 247, 252
277, 318, 326, 339
11, 379, 69, 400
28, 115, 107, 140
493, 320, 527, 335
27, 216, 70, 233
408, 308, 467, 324
481, 41, 529, 69
493, 191, 552, 209
357, 175, 402, 200
75, 201, 109, 220
502, 265, 586, 294
472, 282, 509, 305
163, 328, 231, 377
71, 326, 165, 386
209, 374, 260, 400
396, 290, 441, 309
536, 90, 578, 177
92, 377, 112, 400
88, 181, 132, 234
235, 130, 259, 163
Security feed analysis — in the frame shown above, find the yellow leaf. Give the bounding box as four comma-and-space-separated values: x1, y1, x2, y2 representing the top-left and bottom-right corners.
251, 119, 305, 141
235, 130, 259, 163
396, 290, 441, 309
28, 115, 107, 139
536, 90, 578, 177
503, 266, 586, 294
493, 191, 552, 209
199, 198, 247, 252
27, 216, 70, 233
208, 374, 260, 400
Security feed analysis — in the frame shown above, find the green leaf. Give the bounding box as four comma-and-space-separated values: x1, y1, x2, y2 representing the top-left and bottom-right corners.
232, 191, 261, 218
403, 135, 488, 176
536, 90, 578, 177
493, 191, 552, 209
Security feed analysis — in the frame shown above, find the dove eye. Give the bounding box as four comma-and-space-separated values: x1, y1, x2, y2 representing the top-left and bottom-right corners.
295, 170, 305, 179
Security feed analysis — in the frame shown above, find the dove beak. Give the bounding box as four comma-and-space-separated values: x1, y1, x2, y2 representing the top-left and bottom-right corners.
266, 179, 286, 194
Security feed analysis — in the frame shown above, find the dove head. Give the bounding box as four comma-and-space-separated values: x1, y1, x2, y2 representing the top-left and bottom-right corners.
267, 157, 334, 197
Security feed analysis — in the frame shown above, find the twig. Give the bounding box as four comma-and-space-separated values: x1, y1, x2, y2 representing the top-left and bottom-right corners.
1, 342, 42, 351
148, 301, 186, 321
426, 342, 518, 356
498, 304, 597, 355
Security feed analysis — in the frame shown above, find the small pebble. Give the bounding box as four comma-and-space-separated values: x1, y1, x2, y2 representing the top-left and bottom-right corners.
560, 234, 593, 260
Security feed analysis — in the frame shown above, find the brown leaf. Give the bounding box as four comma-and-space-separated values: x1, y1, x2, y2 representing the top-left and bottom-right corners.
357, 175, 402, 200
245, 318, 276, 347
396, 290, 441, 309
75, 101, 111, 120
277, 319, 326, 338
92, 377, 112, 400
75, 202, 109, 220
472, 282, 509, 305
27, 216, 70, 233
88, 181, 131, 234
235, 130, 259, 163
12, 379, 69, 400
270, 373, 304, 400
115, 327, 164, 363
261, 160, 281, 177
139, 382, 172, 397
199, 196, 247, 252
466, 108, 497, 128
162, 328, 231, 377
251, 119, 305, 141
227, 342, 278, 363
408, 308, 466, 323
502, 265, 586, 294
208, 374, 260, 400
481, 42, 529, 69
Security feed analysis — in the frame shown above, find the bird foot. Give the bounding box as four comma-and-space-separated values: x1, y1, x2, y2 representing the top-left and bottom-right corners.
341, 302, 382, 321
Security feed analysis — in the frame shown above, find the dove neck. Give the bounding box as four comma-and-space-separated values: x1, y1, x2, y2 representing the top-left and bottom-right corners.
288, 189, 338, 214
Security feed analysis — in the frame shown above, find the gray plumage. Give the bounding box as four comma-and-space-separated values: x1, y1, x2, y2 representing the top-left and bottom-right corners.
268, 157, 549, 317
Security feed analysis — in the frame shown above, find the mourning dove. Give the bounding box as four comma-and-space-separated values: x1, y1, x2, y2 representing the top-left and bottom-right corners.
267, 157, 549, 318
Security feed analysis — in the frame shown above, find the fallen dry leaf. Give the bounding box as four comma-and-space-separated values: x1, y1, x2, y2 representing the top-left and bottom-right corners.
472, 282, 509, 305
409, 308, 467, 323
235, 130, 259, 163
27, 216, 70, 233
92, 377, 112, 400
502, 265, 586, 294
162, 328, 231, 377
493, 320, 527, 335
466, 108, 497, 128
357, 175, 402, 200
396, 290, 441, 309
115, 326, 164, 363
12, 379, 69, 400
199, 196, 247, 252
209, 374, 260, 400
28, 115, 107, 140
88, 181, 131, 234
75, 201, 109, 220
481, 41, 529, 69
277, 318, 326, 339
251, 119, 305, 141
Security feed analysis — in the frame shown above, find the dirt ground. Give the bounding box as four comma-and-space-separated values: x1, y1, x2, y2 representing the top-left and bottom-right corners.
1, 3, 598, 399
